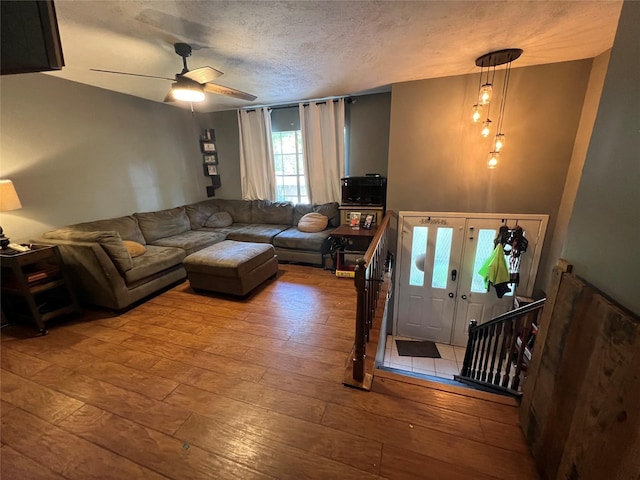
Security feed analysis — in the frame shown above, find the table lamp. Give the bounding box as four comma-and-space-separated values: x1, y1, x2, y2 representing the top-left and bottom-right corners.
0, 180, 22, 249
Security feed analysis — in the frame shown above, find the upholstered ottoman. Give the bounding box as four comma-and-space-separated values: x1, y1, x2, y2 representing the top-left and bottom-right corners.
183, 240, 278, 296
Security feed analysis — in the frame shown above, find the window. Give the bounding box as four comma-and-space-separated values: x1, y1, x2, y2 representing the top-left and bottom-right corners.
272, 130, 308, 204
409, 226, 428, 287
471, 228, 513, 296
432, 227, 453, 289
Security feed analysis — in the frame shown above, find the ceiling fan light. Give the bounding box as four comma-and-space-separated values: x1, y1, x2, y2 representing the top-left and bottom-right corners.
172, 83, 205, 102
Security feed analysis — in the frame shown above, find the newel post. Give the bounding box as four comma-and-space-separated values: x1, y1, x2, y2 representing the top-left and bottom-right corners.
352, 258, 367, 381
343, 257, 373, 389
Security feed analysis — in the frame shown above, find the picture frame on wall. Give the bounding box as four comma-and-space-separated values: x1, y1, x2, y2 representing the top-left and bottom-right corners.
201, 129, 216, 141
200, 140, 216, 153
203, 153, 218, 164
203, 164, 218, 176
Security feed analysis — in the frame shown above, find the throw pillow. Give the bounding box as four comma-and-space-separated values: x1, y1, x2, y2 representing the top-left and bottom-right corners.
204, 211, 233, 228
298, 212, 328, 232
122, 240, 147, 257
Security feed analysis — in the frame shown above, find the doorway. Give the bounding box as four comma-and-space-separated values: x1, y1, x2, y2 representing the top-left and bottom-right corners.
393, 212, 547, 347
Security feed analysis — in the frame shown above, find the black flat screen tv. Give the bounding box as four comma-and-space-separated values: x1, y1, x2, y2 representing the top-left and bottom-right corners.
1, 0, 65, 75
341, 176, 387, 207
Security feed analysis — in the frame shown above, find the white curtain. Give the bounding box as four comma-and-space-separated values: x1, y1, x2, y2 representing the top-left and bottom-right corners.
237, 108, 276, 200
299, 98, 345, 204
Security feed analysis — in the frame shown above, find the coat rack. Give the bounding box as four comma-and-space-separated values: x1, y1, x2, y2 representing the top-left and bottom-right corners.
495, 220, 529, 286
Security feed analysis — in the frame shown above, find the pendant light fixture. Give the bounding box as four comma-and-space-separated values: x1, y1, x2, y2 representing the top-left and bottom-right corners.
472, 48, 522, 168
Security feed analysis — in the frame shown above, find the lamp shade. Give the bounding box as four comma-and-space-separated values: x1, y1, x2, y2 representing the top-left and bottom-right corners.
0, 180, 22, 212
171, 79, 205, 102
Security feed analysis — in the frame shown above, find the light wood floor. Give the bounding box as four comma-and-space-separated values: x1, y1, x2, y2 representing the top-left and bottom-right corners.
1, 263, 539, 479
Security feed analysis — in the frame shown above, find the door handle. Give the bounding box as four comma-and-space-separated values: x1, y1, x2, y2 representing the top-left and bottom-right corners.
461, 294, 467, 299
451, 269, 457, 281
448, 292, 454, 298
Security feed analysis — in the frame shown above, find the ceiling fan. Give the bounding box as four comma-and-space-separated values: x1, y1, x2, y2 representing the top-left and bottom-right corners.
91, 42, 257, 103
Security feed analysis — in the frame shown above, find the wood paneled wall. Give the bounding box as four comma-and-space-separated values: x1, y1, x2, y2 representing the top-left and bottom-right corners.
520, 260, 640, 479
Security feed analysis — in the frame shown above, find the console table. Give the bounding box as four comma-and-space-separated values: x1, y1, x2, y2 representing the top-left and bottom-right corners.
330, 224, 377, 277
0, 245, 80, 334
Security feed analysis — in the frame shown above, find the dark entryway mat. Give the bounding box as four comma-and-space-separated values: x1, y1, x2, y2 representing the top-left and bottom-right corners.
396, 340, 441, 358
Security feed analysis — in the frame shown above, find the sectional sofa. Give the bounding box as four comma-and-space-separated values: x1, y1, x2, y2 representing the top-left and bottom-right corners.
36, 199, 340, 310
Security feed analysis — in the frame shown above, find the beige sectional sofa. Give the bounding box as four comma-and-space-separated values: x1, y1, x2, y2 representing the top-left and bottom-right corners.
36, 199, 339, 310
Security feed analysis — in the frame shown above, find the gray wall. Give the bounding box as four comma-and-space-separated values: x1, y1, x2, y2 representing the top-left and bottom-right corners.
538, 50, 611, 290
387, 60, 593, 292
563, 0, 640, 315
347, 92, 391, 177
0, 73, 210, 242
201, 110, 243, 199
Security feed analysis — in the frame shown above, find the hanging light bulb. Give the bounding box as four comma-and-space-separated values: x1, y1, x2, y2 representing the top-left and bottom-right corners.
471, 104, 482, 123
494, 133, 505, 151
479, 83, 493, 105
487, 151, 500, 169
481, 119, 492, 138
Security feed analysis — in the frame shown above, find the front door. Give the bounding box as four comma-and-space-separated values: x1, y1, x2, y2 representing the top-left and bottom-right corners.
395, 213, 547, 346
395, 215, 466, 343
450, 217, 545, 346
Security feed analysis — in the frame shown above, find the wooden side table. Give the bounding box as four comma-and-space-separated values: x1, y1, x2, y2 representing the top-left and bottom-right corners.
330, 224, 377, 277
0, 244, 80, 334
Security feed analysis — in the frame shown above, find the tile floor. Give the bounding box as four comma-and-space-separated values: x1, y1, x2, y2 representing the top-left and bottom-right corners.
382, 335, 466, 380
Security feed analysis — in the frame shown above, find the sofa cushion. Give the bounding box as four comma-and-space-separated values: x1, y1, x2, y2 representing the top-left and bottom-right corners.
204, 211, 233, 228
251, 200, 294, 225
184, 200, 221, 229
134, 207, 191, 243
197, 224, 251, 237
124, 245, 186, 285
293, 202, 340, 227
207, 199, 252, 223
298, 213, 328, 232
272, 227, 333, 252
122, 240, 146, 257
42, 229, 133, 273
52, 215, 146, 244
150, 230, 226, 255
226, 224, 291, 244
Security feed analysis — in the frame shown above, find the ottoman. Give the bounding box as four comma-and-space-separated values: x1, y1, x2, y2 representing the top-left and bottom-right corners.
183, 240, 278, 296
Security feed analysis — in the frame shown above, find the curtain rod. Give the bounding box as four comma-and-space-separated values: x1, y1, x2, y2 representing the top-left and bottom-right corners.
240, 95, 352, 112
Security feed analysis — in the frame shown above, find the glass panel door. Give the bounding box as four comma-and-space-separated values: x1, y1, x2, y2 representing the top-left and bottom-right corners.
396, 216, 465, 343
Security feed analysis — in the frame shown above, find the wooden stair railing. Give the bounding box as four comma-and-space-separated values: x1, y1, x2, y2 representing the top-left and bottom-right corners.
455, 298, 546, 397
343, 211, 391, 391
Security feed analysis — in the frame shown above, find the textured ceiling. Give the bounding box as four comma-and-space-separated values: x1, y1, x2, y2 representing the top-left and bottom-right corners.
47, 0, 623, 112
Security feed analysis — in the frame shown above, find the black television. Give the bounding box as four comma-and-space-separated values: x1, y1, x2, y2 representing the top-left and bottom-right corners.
1, 0, 65, 75
341, 175, 387, 207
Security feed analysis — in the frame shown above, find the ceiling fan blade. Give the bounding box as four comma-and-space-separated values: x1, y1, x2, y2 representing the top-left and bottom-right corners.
90, 69, 175, 82
183, 66, 223, 84
204, 83, 257, 101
